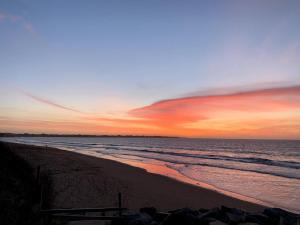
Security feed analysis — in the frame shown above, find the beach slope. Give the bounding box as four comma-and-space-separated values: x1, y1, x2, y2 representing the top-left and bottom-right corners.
4, 142, 265, 212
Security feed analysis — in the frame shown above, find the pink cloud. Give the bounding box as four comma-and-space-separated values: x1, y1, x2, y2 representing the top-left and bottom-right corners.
129, 85, 300, 127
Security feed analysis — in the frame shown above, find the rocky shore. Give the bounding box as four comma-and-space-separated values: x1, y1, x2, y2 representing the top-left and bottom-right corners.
112, 206, 300, 225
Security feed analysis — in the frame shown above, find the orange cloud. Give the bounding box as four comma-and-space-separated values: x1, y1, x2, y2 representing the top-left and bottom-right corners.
129, 85, 300, 137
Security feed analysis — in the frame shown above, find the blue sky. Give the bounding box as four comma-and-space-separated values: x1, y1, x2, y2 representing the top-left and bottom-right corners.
1, 0, 300, 137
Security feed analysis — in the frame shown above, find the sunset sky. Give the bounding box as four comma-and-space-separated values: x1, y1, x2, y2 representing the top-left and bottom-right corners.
1, 0, 300, 139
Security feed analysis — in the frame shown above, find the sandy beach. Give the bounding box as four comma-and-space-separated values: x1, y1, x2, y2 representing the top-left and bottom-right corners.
4, 142, 266, 213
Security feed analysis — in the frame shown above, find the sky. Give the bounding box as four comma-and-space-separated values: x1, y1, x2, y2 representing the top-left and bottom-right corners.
0, 0, 300, 139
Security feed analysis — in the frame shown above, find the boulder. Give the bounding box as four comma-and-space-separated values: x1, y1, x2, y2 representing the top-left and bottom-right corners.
244, 213, 270, 225
110, 207, 300, 225
199, 207, 228, 223
140, 207, 157, 218
238, 223, 260, 225
263, 208, 299, 225
218, 206, 246, 224
199, 208, 210, 214
220, 206, 245, 215
111, 214, 140, 225
160, 208, 200, 225
111, 213, 153, 225
226, 212, 245, 224
210, 220, 228, 225
130, 213, 153, 225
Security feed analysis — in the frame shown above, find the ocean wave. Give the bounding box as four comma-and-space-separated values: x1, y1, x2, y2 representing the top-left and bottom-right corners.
100, 145, 300, 170
101, 151, 300, 180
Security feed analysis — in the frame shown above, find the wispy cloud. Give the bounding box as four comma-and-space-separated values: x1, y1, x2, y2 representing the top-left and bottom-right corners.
21, 90, 83, 114
0, 11, 35, 34
20, 90, 156, 129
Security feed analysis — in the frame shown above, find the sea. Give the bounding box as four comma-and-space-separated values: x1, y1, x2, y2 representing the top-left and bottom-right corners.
1, 136, 299, 213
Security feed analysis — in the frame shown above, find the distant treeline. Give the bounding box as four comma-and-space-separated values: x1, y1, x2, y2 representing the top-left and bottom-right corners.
0, 133, 177, 138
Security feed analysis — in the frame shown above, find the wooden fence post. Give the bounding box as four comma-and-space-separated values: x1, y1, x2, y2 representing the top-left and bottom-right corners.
118, 193, 122, 216
36, 165, 41, 187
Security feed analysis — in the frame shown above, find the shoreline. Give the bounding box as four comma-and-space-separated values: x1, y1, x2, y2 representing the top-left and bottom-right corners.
3, 141, 266, 212
66, 148, 270, 208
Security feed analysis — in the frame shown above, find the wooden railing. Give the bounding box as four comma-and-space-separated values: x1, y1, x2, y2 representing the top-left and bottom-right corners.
40, 194, 127, 224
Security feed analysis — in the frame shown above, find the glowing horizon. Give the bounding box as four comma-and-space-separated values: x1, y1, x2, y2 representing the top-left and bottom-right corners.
0, 84, 299, 140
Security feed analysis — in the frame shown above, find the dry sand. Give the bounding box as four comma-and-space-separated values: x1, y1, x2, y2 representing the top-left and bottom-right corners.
7, 142, 265, 213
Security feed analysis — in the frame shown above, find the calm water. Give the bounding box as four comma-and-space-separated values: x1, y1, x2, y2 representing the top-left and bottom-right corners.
1, 137, 300, 213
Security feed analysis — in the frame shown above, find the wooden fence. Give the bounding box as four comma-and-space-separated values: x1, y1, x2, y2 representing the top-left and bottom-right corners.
36, 166, 127, 224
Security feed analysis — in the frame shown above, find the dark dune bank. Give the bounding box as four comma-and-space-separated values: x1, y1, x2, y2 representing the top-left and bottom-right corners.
0, 142, 52, 225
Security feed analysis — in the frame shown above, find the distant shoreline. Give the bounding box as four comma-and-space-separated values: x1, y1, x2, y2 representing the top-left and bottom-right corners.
1, 133, 299, 141
0, 133, 178, 138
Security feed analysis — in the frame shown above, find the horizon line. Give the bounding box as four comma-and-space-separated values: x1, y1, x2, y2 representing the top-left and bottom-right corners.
0, 132, 299, 141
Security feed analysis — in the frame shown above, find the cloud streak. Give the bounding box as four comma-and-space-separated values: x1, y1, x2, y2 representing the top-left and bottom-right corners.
21, 91, 83, 114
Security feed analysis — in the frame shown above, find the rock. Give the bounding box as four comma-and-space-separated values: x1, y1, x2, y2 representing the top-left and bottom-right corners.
278, 216, 300, 225
130, 213, 153, 225
238, 223, 260, 225
199, 207, 228, 223
150, 222, 159, 225
244, 213, 270, 225
263, 208, 290, 218
263, 208, 299, 225
111, 207, 300, 225
111, 213, 153, 225
210, 220, 228, 225
220, 206, 245, 215
218, 206, 246, 224
160, 208, 200, 225
111, 214, 140, 225
140, 207, 157, 217
200, 207, 220, 218
154, 212, 169, 222
226, 212, 245, 224
199, 217, 216, 225
199, 208, 210, 214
